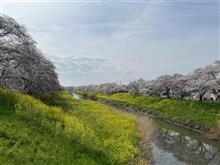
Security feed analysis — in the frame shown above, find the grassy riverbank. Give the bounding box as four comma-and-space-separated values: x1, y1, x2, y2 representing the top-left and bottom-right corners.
0, 89, 143, 164
83, 92, 220, 133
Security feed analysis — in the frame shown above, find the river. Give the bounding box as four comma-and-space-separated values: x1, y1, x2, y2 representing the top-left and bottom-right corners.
72, 93, 220, 165
152, 120, 220, 165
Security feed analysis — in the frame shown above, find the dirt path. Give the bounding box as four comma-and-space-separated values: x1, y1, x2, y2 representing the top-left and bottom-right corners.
117, 110, 156, 165
135, 115, 156, 165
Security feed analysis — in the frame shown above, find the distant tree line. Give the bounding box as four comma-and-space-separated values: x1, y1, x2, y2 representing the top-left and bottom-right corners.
76, 61, 220, 101
0, 15, 62, 94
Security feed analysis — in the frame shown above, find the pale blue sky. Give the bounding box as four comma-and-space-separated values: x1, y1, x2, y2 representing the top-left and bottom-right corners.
3, 0, 220, 86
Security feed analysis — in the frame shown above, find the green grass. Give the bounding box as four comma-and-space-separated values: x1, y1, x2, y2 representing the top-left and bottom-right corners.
0, 111, 99, 165
0, 89, 141, 164
87, 92, 220, 129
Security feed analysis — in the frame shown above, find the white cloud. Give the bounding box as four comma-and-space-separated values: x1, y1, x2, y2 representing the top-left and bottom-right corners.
46, 55, 134, 74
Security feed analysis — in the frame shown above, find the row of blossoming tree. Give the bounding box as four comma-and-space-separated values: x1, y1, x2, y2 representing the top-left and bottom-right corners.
76, 61, 220, 101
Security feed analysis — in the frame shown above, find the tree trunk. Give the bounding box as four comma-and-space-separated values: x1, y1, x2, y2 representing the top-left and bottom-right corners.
199, 95, 203, 101
180, 95, 185, 100
166, 88, 170, 98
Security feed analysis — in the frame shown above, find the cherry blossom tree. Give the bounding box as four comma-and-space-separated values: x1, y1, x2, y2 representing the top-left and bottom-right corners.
0, 15, 62, 94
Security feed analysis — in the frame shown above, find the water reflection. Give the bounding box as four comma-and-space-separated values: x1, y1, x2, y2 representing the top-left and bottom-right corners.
153, 127, 220, 165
